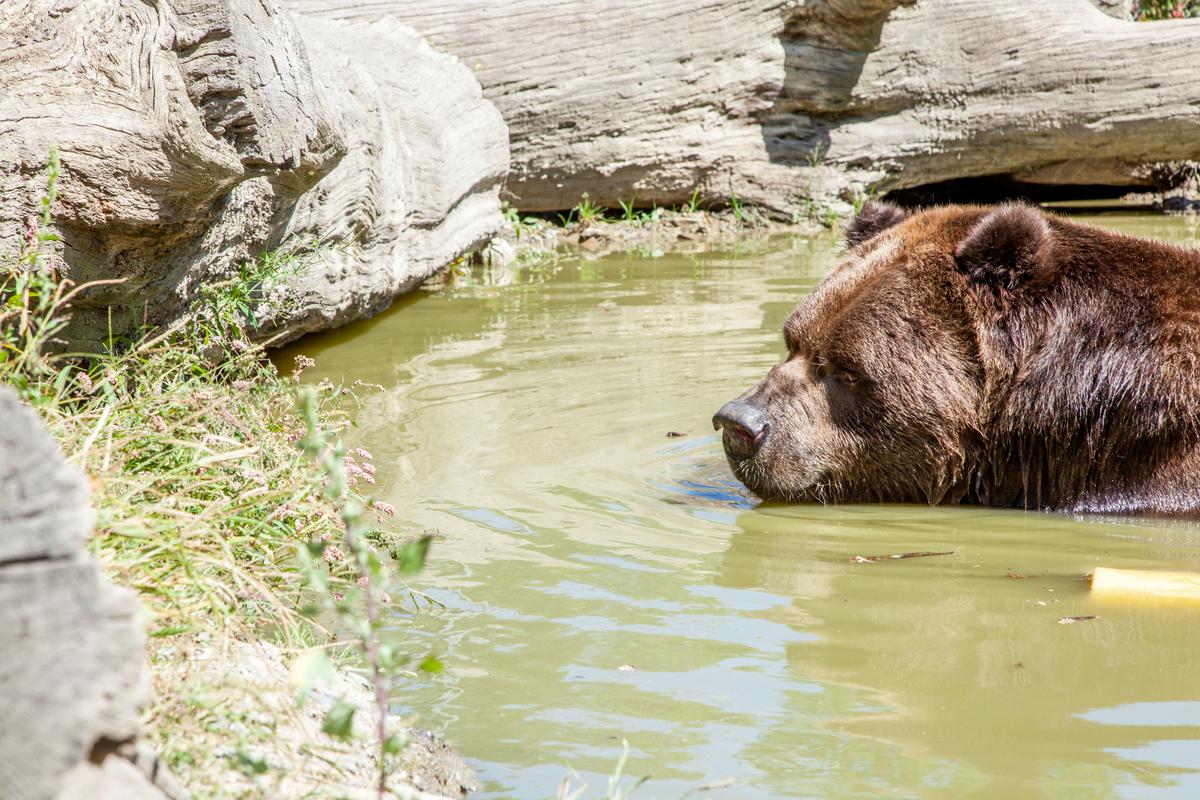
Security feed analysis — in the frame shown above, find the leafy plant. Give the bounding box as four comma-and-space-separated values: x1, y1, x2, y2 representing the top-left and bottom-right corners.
1135, 0, 1200, 19
729, 191, 746, 225
574, 192, 606, 224
295, 388, 443, 799
501, 199, 541, 241
618, 198, 639, 223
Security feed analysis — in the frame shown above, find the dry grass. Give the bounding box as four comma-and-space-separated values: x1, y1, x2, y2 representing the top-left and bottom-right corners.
2, 151, 430, 796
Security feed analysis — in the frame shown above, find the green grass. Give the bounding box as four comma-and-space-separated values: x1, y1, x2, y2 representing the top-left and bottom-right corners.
3, 150, 434, 798
575, 192, 605, 224
1136, 0, 1200, 19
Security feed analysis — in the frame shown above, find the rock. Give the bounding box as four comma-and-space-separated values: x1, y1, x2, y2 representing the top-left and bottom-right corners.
288, 0, 1200, 215
0, 0, 507, 346
0, 388, 167, 800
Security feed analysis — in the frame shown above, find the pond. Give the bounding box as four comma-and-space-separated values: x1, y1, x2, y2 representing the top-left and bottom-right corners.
277, 210, 1200, 799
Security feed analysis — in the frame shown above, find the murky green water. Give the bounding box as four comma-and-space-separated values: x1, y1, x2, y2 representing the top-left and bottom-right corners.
278, 211, 1200, 799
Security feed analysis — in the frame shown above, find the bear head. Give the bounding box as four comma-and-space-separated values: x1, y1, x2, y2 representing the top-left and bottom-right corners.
714, 200, 1200, 512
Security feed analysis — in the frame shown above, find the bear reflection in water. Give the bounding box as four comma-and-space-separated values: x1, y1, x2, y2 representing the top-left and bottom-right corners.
715, 201, 1200, 515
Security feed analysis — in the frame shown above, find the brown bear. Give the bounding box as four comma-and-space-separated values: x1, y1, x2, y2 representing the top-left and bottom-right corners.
713, 201, 1200, 515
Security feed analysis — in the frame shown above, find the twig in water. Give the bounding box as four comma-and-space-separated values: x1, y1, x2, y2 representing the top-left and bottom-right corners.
850, 550, 954, 563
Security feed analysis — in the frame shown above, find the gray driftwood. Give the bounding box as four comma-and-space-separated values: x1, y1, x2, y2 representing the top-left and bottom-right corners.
292, 0, 1200, 215
0, 0, 507, 345
0, 388, 167, 800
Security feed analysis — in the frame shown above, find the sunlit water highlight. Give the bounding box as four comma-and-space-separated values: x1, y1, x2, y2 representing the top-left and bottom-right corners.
278, 211, 1200, 799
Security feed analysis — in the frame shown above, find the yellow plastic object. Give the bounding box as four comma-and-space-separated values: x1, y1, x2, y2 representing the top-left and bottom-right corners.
1091, 567, 1200, 602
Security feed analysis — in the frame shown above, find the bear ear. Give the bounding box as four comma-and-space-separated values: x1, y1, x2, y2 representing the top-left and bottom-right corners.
845, 200, 910, 248
954, 204, 1056, 297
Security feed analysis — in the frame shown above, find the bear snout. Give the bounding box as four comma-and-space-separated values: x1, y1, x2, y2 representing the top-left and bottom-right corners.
713, 399, 771, 460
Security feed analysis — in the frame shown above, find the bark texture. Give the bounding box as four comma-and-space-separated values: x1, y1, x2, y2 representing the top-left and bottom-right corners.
292, 0, 1200, 214
275, 13, 508, 340
0, 388, 167, 800
0, 0, 506, 345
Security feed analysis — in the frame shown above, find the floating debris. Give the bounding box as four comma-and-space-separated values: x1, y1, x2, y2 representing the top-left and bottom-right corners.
1006, 571, 1032, 579
665, 431, 686, 438
617, 664, 638, 672
850, 550, 954, 563
1092, 566, 1200, 602
1057, 615, 1098, 625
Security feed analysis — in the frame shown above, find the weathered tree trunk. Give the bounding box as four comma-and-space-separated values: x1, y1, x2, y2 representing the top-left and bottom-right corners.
290, 0, 1200, 215
273, 13, 509, 340
0, 389, 168, 800
0, 0, 507, 346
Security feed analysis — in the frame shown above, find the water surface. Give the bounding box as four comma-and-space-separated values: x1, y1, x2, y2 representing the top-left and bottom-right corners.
278, 212, 1200, 799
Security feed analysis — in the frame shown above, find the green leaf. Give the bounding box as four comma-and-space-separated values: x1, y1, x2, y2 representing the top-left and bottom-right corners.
383, 732, 409, 755
150, 624, 191, 638
396, 535, 432, 576
322, 700, 356, 741
418, 655, 444, 674
364, 548, 383, 579
233, 748, 269, 775
376, 643, 398, 671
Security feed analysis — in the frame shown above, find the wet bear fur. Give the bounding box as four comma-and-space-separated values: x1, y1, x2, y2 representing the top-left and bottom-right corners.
721, 201, 1200, 515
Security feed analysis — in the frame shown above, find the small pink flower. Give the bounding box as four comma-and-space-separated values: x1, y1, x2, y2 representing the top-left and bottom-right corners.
23, 215, 38, 249
360, 462, 376, 476
373, 501, 396, 517
354, 448, 374, 461
362, 473, 375, 485
292, 355, 315, 382
151, 415, 167, 433
356, 576, 369, 587
323, 545, 345, 563
380, 592, 391, 604
333, 593, 345, 602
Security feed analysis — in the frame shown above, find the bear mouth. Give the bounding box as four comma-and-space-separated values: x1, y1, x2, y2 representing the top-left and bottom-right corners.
726, 452, 832, 504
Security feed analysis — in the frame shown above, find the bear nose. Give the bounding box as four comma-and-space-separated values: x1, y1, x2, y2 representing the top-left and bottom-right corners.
712, 400, 770, 459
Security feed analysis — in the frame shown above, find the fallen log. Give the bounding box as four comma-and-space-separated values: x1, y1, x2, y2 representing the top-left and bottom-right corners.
0, 388, 168, 799
1, 0, 508, 346
291, 0, 1200, 215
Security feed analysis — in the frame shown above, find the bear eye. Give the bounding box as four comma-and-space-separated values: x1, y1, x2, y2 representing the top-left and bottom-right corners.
815, 357, 861, 385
